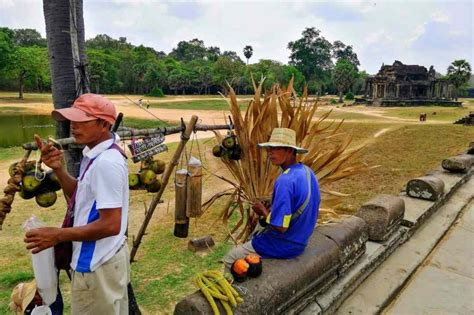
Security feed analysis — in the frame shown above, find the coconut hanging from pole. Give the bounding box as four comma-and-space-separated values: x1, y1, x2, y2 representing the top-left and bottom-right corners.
174, 169, 189, 238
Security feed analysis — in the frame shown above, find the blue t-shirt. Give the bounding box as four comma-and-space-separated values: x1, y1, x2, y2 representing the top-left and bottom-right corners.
252, 163, 320, 259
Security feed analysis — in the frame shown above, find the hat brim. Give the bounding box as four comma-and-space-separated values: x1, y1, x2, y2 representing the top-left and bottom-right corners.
258, 142, 308, 154
52, 108, 97, 123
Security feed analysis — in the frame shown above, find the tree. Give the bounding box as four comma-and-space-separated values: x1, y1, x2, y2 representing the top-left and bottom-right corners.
288, 28, 333, 86
0, 28, 14, 72
447, 59, 472, 101
243, 45, 253, 65
332, 40, 360, 70
170, 38, 207, 61
12, 28, 47, 47
332, 59, 357, 103
8, 47, 47, 99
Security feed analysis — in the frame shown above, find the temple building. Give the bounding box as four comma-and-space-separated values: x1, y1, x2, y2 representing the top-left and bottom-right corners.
360, 61, 461, 106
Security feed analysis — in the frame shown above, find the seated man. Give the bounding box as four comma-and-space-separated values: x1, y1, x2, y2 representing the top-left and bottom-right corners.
223, 128, 320, 270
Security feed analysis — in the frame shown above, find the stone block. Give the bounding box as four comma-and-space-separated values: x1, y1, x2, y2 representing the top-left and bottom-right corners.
468, 142, 474, 154
317, 216, 368, 274
355, 194, 405, 241
187, 236, 215, 252
406, 176, 445, 201
442, 154, 474, 172
174, 232, 340, 315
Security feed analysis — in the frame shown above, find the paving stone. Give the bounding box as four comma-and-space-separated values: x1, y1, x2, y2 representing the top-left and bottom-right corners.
386, 266, 474, 315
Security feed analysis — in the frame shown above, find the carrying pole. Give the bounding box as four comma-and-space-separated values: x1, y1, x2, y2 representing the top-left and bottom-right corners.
130, 115, 199, 262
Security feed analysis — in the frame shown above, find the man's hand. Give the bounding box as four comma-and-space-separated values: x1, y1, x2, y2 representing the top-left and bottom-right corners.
34, 134, 64, 170
252, 201, 269, 217
24, 227, 62, 254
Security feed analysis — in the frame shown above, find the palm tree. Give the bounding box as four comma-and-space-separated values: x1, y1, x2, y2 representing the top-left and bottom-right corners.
447, 59, 472, 101
243, 45, 253, 65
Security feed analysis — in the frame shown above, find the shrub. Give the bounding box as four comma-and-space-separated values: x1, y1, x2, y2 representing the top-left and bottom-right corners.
147, 87, 164, 97
345, 91, 354, 100
330, 98, 338, 104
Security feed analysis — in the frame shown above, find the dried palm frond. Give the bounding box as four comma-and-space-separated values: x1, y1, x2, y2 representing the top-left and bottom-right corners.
205, 78, 373, 242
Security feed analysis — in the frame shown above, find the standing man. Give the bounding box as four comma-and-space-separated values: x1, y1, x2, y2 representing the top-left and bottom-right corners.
25, 94, 130, 314
223, 128, 320, 269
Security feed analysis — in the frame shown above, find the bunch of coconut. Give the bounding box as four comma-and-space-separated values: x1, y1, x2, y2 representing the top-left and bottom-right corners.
129, 158, 165, 193
9, 161, 61, 208
212, 133, 241, 161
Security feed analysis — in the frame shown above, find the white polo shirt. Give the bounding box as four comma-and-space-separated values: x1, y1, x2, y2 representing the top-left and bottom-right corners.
70, 134, 129, 272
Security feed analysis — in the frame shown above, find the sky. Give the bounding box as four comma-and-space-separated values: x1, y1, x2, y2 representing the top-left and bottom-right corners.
0, 0, 472, 74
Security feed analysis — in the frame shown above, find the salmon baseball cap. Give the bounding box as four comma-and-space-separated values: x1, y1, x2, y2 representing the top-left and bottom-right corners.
52, 93, 117, 124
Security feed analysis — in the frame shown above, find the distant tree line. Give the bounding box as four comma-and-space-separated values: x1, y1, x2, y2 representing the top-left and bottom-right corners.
0, 26, 470, 99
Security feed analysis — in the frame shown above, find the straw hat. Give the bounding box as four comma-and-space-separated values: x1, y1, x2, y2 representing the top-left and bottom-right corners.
258, 128, 308, 153
9, 280, 37, 314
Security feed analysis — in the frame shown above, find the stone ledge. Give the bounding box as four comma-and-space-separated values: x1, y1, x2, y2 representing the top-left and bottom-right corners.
303, 227, 408, 315
174, 217, 368, 315
402, 167, 472, 231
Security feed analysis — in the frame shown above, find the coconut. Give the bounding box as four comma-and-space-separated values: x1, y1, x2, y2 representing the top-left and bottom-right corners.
212, 145, 223, 157
145, 178, 162, 193
128, 173, 141, 189
139, 169, 156, 185
35, 190, 57, 208
222, 135, 236, 149
231, 258, 249, 282
22, 172, 43, 193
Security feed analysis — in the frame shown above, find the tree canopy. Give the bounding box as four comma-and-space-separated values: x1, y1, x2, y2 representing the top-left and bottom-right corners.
0, 26, 391, 97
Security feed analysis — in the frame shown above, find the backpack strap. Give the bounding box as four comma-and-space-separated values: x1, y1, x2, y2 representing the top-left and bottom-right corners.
291, 165, 312, 223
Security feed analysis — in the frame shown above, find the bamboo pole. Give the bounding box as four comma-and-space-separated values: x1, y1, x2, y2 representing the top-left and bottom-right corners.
22, 123, 231, 150
174, 169, 189, 238
130, 115, 199, 262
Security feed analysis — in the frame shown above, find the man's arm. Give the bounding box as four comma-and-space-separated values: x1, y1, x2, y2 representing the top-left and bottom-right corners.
253, 201, 288, 233
24, 207, 121, 254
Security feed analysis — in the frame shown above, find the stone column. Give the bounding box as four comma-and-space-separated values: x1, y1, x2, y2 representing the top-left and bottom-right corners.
396, 84, 400, 98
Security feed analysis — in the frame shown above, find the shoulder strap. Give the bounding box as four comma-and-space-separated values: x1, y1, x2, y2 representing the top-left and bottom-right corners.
291, 165, 312, 222
110, 143, 127, 159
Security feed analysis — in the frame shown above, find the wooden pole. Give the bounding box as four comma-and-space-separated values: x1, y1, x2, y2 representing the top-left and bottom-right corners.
22, 123, 231, 150
130, 115, 199, 262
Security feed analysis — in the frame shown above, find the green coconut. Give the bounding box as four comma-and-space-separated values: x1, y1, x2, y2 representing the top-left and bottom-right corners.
18, 185, 35, 200
35, 190, 57, 208
145, 178, 162, 193
44, 170, 61, 191
128, 173, 141, 189
22, 172, 43, 193
222, 135, 237, 150
139, 169, 156, 185
212, 145, 223, 158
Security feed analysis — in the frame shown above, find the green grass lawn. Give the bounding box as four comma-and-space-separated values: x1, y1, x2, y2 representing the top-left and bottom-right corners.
382, 105, 473, 122
148, 99, 249, 111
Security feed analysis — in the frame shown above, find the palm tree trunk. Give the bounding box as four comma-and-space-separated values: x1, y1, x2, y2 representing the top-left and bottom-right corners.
43, 0, 87, 177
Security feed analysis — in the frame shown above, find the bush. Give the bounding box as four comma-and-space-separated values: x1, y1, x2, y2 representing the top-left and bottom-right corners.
147, 87, 164, 97
330, 98, 338, 104
345, 91, 354, 100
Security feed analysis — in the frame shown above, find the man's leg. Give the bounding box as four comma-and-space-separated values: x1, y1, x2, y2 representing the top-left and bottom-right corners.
223, 241, 257, 273
71, 246, 129, 315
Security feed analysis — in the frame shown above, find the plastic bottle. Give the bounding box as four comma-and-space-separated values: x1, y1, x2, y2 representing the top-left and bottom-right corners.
23, 215, 58, 306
